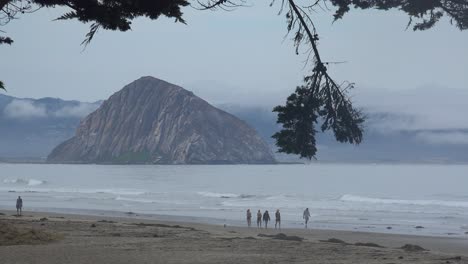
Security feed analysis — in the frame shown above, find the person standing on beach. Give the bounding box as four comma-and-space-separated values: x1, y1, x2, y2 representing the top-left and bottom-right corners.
257, 210, 262, 228
275, 209, 281, 229
303, 208, 311, 228
246, 209, 252, 227
263, 210, 270, 229
16, 196, 23, 216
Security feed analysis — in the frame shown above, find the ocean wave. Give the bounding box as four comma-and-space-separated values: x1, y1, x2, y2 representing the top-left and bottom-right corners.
0, 186, 145, 196
340, 194, 468, 208
199, 206, 227, 210
28, 179, 46, 186
57, 188, 146, 196
265, 194, 295, 200
90, 189, 146, 196
115, 196, 155, 203
3, 178, 46, 186
3, 178, 26, 184
221, 198, 311, 210
239, 194, 256, 199
219, 193, 313, 209
197, 192, 239, 198
197, 192, 257, 199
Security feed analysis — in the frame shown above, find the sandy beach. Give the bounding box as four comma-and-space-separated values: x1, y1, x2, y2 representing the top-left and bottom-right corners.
1, 210, 467, 264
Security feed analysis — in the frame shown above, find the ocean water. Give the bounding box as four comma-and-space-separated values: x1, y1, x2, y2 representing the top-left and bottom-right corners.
1, 163, 467, 237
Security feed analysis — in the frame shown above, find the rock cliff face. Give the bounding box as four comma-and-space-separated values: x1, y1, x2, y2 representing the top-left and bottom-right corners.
47, 77, 276, 164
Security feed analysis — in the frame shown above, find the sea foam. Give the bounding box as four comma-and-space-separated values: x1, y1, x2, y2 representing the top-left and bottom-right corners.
3, 178, 46, 186
197, 192, 239, 198
340, 194, 468, 208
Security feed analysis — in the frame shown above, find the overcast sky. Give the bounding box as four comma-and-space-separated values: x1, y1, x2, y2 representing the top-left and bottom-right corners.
1, 3, 467, 109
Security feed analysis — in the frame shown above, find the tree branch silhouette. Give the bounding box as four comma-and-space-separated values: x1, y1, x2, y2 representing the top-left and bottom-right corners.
270, 0, 363, 159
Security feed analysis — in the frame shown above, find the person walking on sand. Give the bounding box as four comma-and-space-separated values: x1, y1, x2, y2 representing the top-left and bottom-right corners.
263, 210, 270, 229
246, 209, 252, 227
275, 209, 281, 229
257, 210, 262, 228
303, 208, 311, 228
16, 196, 23, 216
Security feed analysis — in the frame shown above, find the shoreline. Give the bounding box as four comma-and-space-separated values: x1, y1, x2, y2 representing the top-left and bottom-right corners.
2, 206, 467, 239
2, 209, 468, 256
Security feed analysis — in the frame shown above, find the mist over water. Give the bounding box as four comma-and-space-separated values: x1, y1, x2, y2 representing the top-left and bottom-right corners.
1, 163, 467, 237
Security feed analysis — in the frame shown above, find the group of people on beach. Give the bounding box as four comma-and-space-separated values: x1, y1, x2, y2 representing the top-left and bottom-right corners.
246, 208, 311, 229
246, 209, 281, 229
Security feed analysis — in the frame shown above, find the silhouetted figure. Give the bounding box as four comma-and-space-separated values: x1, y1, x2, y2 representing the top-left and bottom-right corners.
257, 210, 262, 228
246, 209, 252, 227
275, 209, 281, 229
16, 196, 23, 216
263, 210, 270, 229
303, 208, 311, 228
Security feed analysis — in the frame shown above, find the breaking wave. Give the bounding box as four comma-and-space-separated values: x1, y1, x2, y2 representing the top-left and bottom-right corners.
197, 192, 256, 199
340, 194, 468, 208
0, 185, 146, 196
197, 192, 240, 198
115, 196, 155, 203
3, 178, 46, 186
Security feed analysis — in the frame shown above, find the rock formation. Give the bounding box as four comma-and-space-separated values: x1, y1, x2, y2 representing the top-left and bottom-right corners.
47, 76, 276, 164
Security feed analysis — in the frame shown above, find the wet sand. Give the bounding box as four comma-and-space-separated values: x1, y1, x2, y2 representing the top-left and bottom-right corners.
1, 210, 467, 264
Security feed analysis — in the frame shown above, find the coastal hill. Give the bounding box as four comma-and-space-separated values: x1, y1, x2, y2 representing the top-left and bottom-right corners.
0, 94, 100, 159
47, 76, 276, 164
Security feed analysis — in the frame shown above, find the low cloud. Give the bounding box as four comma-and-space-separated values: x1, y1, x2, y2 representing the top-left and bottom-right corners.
3, 99, 99, 119
188, 81, 468, 133
53, 103, 99, 118
3, 100, 47, 119
356, 86, 468, 132
416, 131, 468, 145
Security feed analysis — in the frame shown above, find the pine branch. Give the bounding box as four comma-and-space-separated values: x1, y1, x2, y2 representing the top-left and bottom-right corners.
273, 0, 364, 159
